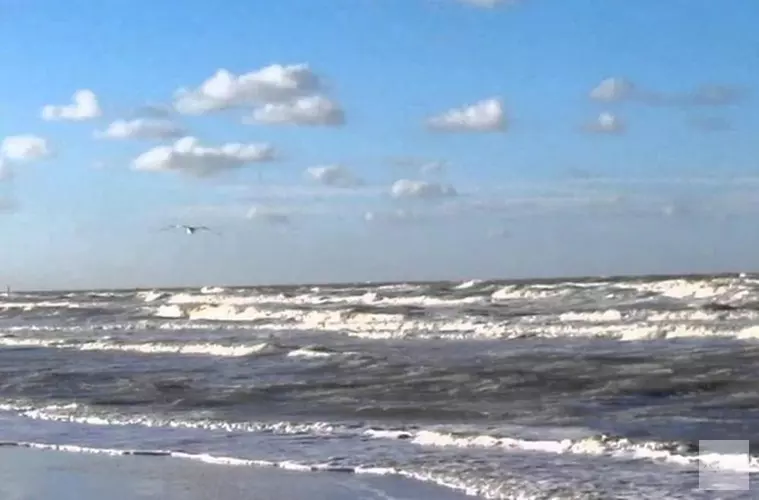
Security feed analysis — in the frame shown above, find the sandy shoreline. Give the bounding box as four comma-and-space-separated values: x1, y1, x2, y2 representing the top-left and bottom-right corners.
0, 446, 472, 500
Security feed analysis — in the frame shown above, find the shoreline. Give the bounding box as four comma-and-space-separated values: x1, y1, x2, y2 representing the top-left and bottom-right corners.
0, 445, 473, 500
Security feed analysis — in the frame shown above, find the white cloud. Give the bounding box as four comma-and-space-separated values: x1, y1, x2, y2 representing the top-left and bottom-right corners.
585, 112, 626, 134
133, 136, 275, 177
390, 179, 457, 199
305, 164, 360, 187
249, 95, 344, 126
589, 77, 635, 102
96, 119, 185, 140
174, 64, 322, 115
427, 98, 505, 132
247, 206, 291, 225
41, 89, 101, 121
1, 135, 51, 162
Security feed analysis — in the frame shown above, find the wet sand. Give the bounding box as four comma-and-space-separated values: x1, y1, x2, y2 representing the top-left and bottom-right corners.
0, 447, 471, 500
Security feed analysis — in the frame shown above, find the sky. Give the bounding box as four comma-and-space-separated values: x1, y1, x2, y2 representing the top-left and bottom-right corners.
1, 0, 758, 290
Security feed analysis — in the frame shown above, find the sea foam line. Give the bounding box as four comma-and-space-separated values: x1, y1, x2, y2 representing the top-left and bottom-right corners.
0, 440, 363, 473
0, 439, 566, 500
0, 441, 493, 498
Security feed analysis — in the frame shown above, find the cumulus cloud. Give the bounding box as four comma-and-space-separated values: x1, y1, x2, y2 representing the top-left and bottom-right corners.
248, 95, 344, 126
427, 98, 505, 132
1, 135, 51, 162
390, 179, 457, 200
585, 112, 626, 134
41, 90, 101, 121
305, 164, 360, 187
590, 78, 635, 102
96, 119, 185, 140
174, 64, 322, 115
133, 136, 275, 177
247, 206, 291, 225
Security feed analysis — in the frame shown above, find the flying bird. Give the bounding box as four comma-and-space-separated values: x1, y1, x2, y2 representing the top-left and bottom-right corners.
160, 224, 219, 235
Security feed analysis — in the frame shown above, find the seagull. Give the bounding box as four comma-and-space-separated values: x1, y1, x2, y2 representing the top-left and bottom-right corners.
160, 224, 219, 235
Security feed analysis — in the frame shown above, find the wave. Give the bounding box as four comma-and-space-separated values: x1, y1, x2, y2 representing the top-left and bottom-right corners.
368, 429, 756, 473
160, 291, 487, 309
5, 275, 759, 344
153, 304, 759, 341
0, 402, 350, 436
2, 400, 754, 474
0, 337, 275, 357
0, 337, 362, 359
6, 307, 759, 348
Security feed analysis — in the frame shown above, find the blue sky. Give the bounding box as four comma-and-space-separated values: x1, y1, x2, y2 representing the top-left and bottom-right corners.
1, 0, 758, 290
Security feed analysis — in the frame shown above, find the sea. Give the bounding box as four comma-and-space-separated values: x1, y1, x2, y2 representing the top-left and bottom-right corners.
1, 273, 758, 499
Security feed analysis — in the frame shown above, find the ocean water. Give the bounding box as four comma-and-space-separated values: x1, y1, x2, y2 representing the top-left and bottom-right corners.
1, 273, 758, 499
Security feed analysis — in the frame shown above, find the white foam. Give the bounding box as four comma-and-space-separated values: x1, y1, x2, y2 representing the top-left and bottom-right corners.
138, 290, 171, 302
0, 402, 350, 437
557, 310, 624, 322
0, 337, 276, 357
630, 278, 751, 302
0, 300, 94, 311
369, 429, 759, 473
286, 347, 334, 359
455, 280, 483, 290
1, 441, 355, 473
7, 307, 759, 348
159, 290, 485, 310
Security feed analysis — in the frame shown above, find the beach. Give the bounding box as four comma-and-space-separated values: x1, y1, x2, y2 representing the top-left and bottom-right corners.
0, 446, 470, 500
